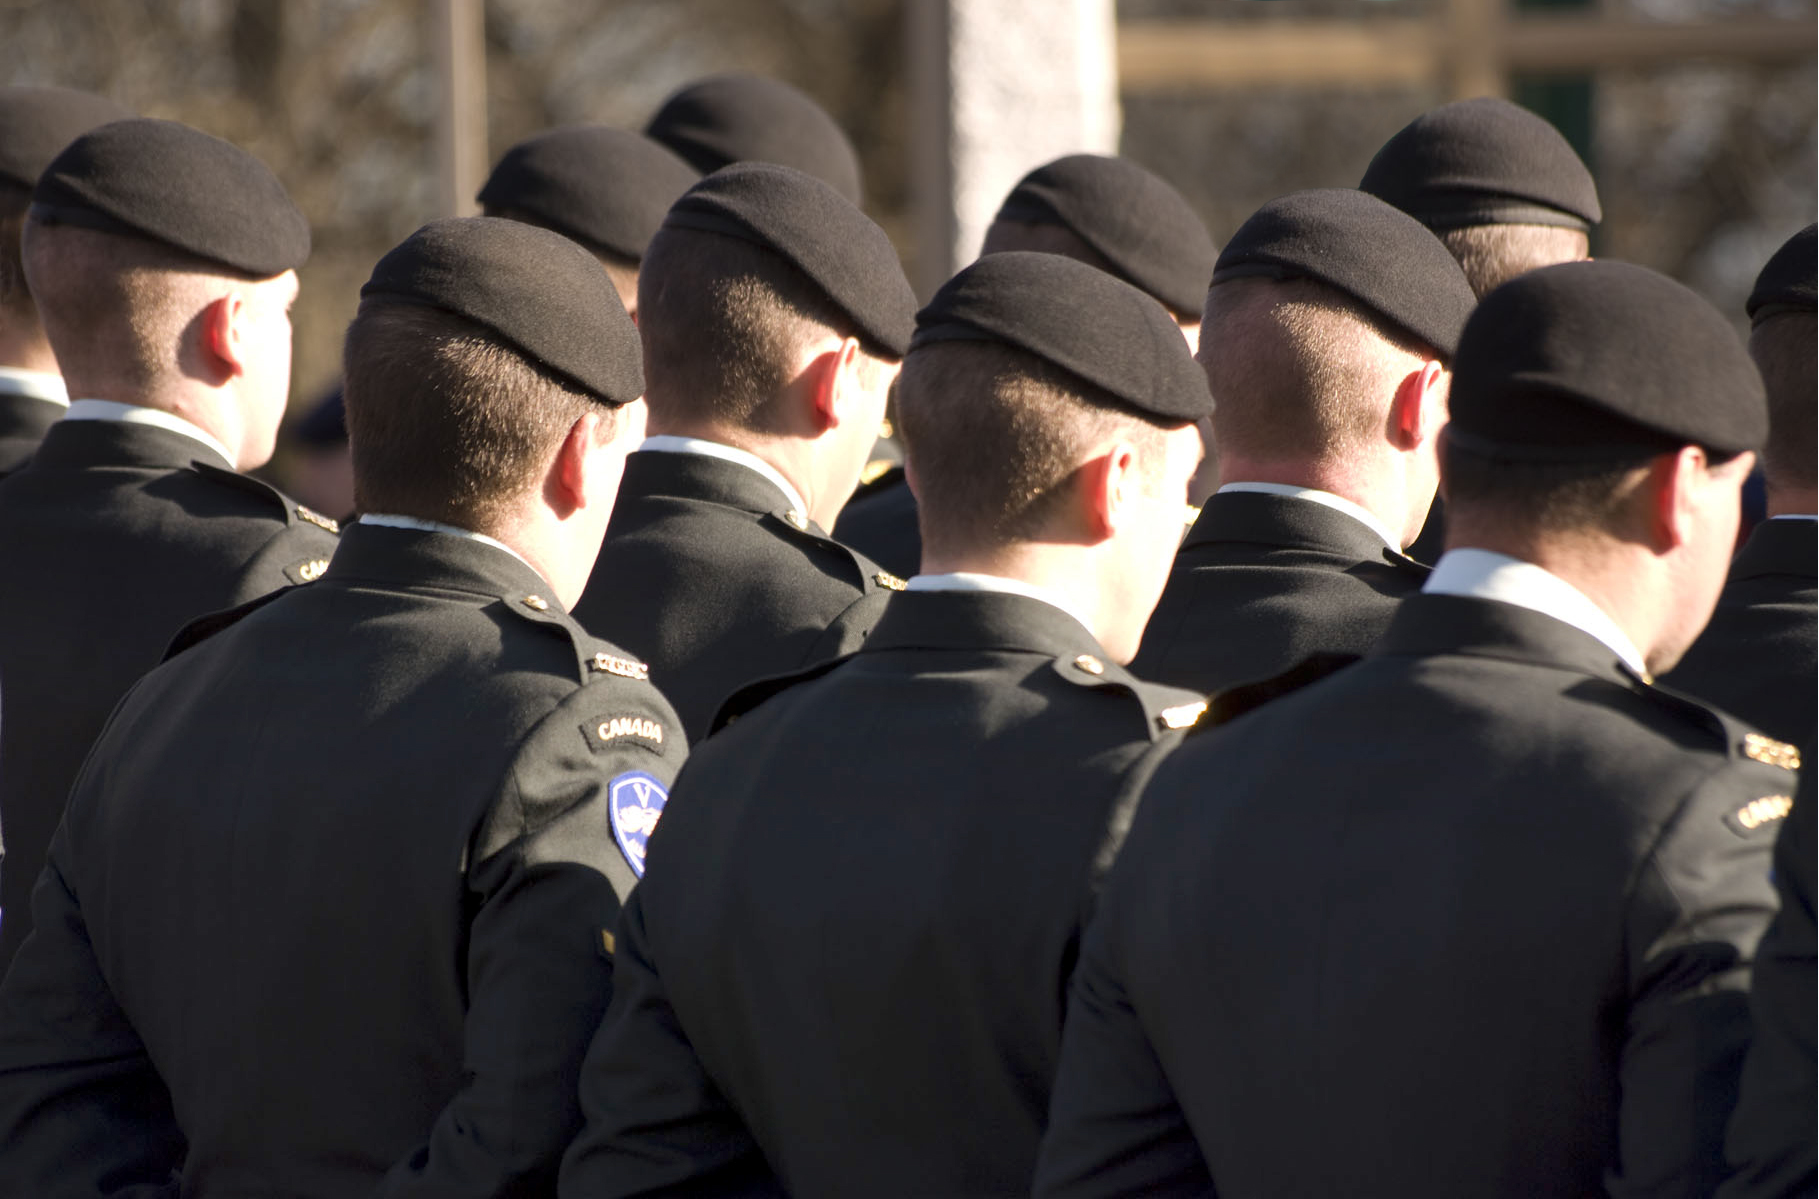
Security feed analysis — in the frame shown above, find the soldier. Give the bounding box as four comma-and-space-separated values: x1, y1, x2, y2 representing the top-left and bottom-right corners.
0, 118, 337, 970
571, 163, 914, 741
644, 73, 863, 206
1667, 224, 1816, 755
1131, 189, 1476, 696
0, 85, 131, 475
1036, 260, 1792, 1199
837, 152, 1219, 577
560, 251, 1211, 1198
478, 124, 699, 321
0, 216, 681, 1195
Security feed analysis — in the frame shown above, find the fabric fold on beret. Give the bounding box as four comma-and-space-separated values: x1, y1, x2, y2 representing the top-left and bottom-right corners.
1747, 224, 1816, 326
660, 162, 915, 358
361, 216, 643, 407
646, 74, 862, 207
913, 250, 1212, 424
477, 126, 699, 262
0, 85, 132, 191
1213, 188, 1476, 358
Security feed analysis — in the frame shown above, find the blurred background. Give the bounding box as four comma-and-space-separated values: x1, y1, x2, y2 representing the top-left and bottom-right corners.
1, 0, 1812, 503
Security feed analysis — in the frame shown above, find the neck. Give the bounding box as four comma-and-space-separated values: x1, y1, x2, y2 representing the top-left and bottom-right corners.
1767, 484, 1818, 518
1219, 451, 1425, 548
648, 419, 825, 522
64, 377, 245, 469
0, 325, 59, 374
475, 508, 593, 610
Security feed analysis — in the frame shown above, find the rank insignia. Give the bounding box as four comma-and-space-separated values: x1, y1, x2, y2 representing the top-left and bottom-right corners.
873, 570, 907, 591
1742, 733, 1801, 772
609, 771, 668, 878
294, 505, 340, 533
591, 652, 650, 681
1158, 701, 1207, 731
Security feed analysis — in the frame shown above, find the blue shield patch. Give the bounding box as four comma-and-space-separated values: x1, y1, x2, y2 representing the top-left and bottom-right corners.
609, 771, 668, 877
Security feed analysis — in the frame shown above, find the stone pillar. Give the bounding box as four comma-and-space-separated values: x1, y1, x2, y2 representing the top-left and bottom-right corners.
909, 0, 1121, 298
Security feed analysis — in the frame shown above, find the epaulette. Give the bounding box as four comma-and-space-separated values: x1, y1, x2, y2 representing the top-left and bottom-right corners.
1049, 652, 1208, 740
1630, 670, 1803, 774
710, 654, 855, 734
189, 460, 342, 533
761, 506, 901, 593
1205, 652, 1362, 729
163, 587, 295, 660
499, 591, 650, 686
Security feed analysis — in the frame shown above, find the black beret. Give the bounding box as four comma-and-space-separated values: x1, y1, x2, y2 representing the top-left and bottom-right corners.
31, 118, 308, 276
912, 250, 1212, 424
991, 154, 1217, 318
477, 126, 699, 263
659, 162, 915, 358
1747, 224, 1816, 326
360, 217, 642, 407
1360, 97, 1601, 232
1212, 188, 1476, 358
1448, 259, 1766, 462
0, 85, 132, 191
645, 74, 862, 206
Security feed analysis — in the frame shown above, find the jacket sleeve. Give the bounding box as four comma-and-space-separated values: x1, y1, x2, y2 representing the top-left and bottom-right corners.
0, 827, 183, 1197
378, 686, 682, 1198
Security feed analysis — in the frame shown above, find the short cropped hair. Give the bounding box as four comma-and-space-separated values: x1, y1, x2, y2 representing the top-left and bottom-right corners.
1202, 276, 1434, 466
1751, 312, 1816, 492
1439, 223, 1590, 298
636, 227, 890, 433
897, 338, 1173, 556
1440, 436, 1654, 538
343, 300, 618, 531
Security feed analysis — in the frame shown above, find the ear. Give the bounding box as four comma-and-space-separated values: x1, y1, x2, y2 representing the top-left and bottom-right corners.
199, 291, 248, 382
807, 337, 863, 433
1645, 445, 1707, 553
548, 410, 609, 519
1078, 440, 1141, 544
1389, 360, 1447, 450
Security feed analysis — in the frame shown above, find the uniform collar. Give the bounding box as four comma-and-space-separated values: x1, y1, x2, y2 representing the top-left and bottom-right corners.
63, 398, 235, 469
0, 367, 68, 405
864, 586, 1114, 666
325, 521, 563, 609
1423, 548, 1648, 676
1215, 482, 1403, 553
1379, 591, 1642, 686
357, 513, 544, 581
905, 571, 1096, 642
639, 435, 809, 519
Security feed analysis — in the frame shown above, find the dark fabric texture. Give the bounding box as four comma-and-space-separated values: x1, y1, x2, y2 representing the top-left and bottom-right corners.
1747, 223, 1816, 325
1664, 518, 1816, 755
0, 418, 340, 972
644, 74, 862, 206
1037, 594, 1791, 1199
1131, 491, 1428, 695
993, 154, 1218, 317
832, 466, 920, 579
571, 450, 891, 743
0, 390, 62, 477
32, 118, 308, 275
0, 86, 131, 190
659, 162, 914, 358
1210, 188, 1476, 357
912, 251, 1212, 423
361, 216, 642, 406
1449, 259, 1769, 462
560, 590, 1205, 1199
1358, 96, 1601, 231
0, 524, 686, 1197
477, 126, 699, 262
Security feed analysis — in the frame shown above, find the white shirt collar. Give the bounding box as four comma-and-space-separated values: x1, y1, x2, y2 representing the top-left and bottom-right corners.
0, 368, 68, 406
62, 398, 235, 468
639, 435, 809, 518
356, 514, 546, 581
1216, 482, 1403, 553
905, 571, 1098, 641
1767, 514, 1818, 522
1424, 548, 1649, 675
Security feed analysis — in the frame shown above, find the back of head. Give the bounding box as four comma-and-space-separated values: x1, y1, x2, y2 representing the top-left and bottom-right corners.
645, 74, 862, 206
636, 163, 914, 434
1745, 224, 1817, 498
982, 154, 1217, 321
344, 217, 644, 532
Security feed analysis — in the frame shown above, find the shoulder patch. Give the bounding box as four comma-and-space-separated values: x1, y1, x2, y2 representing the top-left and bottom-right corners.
1725, 793, 1794, 838
1743, 732, 1801, 772
873, 569, 908, 591
587, 714, 666, 750
609, 771, 669, 877
589, 652, 650, 681
294, 505, 340, 533
283, 556, 330, 585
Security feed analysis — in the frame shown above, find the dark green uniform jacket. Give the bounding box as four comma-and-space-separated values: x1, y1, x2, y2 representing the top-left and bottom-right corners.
0, 386, 62, 477
561, 589, 1205, 1199
1037, 593, 1795, 1199
572, 449, 893, 742
0, 417, 340, 971
1666, 517, 1817, 755
1132, 490, 1428, 694
0, 523, 686, 1197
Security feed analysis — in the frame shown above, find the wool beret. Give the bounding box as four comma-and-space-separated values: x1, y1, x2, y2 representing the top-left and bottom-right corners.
1447, 259, 1766, 462
477, 126, 699, 263
1212, 188, 1476, 358
1360, 97, 1601, 232
991, 154, 1217, 318
913, 250, 1212, 423
0, 85, 132, 191
31, 118, 308, 276
659, 162, 915, 358
645, 74, 862, 206
1747, 224, 1816, 326
360, 217, 643, 407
